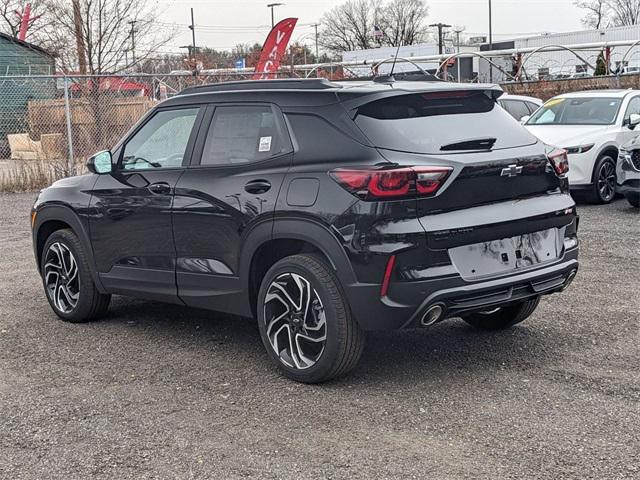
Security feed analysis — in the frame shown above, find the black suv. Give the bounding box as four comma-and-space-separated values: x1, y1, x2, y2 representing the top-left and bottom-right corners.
32, 79, 579, 383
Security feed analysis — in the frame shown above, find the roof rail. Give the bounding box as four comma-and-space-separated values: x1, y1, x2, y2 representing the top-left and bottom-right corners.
178, 78, 341, 96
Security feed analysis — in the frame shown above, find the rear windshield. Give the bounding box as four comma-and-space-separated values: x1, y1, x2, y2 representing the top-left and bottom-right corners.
354, 91, 537, 154
526, 97, 621, 125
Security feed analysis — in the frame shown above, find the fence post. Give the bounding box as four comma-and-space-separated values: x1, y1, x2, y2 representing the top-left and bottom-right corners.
63, 76, 75, 176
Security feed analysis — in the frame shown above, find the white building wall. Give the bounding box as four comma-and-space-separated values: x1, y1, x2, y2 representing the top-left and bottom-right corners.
478, 25, 640, 83
342, 43, 447, 76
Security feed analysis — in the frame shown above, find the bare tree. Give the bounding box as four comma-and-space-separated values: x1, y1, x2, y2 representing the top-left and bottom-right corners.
46, 0, 176, 74
319, 0, 384, 53
576, 0, 640, 27
320, 0, 429, 53
608, 0, 640, 25
575, 0, 612, 28
380, 0, 429, 47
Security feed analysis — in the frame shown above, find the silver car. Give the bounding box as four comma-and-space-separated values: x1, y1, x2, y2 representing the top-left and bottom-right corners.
617, 139, 640, 207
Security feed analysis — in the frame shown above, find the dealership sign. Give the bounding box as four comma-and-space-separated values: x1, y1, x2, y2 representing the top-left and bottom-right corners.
252, 18, 298, 80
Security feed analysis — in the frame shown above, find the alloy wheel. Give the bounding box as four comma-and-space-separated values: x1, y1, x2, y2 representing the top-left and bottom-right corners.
44, 242, 80, 313
263, 273, 327, 370
597, 160, 616, 202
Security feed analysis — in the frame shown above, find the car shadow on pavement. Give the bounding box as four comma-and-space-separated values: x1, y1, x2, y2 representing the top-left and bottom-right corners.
99, 296, 569, 388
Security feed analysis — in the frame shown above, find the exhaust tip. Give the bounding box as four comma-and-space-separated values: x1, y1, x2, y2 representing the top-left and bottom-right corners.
420, 304, 444, 327
561, 269, 577, 291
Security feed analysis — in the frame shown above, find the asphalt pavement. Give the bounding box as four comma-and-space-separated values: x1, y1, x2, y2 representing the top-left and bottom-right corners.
1, 192, 638, 479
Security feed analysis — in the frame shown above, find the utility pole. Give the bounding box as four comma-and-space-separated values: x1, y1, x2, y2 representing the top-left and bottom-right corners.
313, 23, 319, 59
429, 22, 451, 55
71, 0, 87, 74
489, 0, 493, 82
453, 26, 465, 82
128, 20, 137, 66
188, 8, 197, 76
290, 44, 294, 75
267, 3, 284, 29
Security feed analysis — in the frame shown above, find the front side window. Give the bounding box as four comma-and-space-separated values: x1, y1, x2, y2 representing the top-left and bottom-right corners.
527, 97, 621, 126
624, 96, 640, 122
122, 108, 199, 170
201, 105, 284, 166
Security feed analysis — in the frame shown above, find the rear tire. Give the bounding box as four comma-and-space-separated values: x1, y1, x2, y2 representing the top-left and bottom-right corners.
257, 253, 365, 383
587, 155, 617, 204
41, 229, 111, 323
462, 297, 540, 331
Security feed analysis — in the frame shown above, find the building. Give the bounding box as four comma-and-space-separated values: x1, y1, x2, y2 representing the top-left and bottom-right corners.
342, 42, 478, 81
479, 25, 640, 82
0, 33, 56, 158
0, 32, 55, 75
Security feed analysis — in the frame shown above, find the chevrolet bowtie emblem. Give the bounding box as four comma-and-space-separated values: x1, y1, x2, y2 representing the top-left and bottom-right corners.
501, 164, 523, 177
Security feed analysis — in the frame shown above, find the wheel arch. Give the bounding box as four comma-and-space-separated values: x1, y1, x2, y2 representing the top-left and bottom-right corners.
593, 145, 619, 175
33, 205, 106, 292
241, 218, 357, 318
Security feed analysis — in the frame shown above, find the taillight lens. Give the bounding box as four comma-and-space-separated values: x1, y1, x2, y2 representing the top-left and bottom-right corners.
330, 167, 452, 200
548, 149, 569, 176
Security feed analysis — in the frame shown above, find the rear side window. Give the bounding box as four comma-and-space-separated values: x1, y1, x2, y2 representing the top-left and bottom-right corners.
501, 100, 531, 121
201, 105, 285, 166
354, 91, 537, 154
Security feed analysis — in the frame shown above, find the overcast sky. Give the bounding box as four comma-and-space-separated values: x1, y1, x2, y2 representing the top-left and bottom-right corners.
156, 0, 586, 53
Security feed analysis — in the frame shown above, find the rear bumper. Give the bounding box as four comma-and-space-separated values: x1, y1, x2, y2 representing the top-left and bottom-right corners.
345, 246, 579, 331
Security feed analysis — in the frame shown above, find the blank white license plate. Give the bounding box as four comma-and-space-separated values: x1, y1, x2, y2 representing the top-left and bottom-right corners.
449, 228, 559, 280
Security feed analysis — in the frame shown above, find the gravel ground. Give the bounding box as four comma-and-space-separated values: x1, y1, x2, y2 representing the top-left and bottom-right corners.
1, 192, 639, 480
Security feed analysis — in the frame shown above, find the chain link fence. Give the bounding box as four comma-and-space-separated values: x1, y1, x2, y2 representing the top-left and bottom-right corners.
0, 72, 278, 191
3, 69, 639, 192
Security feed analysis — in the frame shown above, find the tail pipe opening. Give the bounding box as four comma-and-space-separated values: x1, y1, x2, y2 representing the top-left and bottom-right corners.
420, 303, 445, 327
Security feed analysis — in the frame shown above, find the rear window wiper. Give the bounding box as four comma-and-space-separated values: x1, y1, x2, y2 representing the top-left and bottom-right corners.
440, 138, 497, 152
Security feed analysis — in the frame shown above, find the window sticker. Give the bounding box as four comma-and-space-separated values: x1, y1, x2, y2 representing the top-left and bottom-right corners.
259, 136, 272, 152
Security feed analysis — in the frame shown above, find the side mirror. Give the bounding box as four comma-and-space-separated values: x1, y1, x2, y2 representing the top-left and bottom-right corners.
87, 151, 112, 174
520, 115, 530, 124
629, 113, 640, 129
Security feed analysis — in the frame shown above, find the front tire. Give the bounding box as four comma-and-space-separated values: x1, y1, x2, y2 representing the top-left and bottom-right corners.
257, 254, 365, 383
626, 192, 640, 208
462, 297, 540, 331
41, 229, 110, 323
587, 155, 617, 204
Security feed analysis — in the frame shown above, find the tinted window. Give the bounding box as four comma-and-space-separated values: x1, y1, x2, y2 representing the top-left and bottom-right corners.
501, 100, 531, 121
201, 105, 283, 166
122, 108, 199, 170
527, 97, 621, 125
354, 91, 536, 154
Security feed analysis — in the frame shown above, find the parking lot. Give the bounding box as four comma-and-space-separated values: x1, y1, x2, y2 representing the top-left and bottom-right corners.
0, 192, 638, 479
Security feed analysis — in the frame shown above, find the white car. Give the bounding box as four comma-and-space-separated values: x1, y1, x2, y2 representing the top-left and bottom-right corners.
498, 94, 543, 121
524, 90, 640, 203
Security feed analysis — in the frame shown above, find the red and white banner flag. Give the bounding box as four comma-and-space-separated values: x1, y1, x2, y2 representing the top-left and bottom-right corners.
252, 18, 298, 80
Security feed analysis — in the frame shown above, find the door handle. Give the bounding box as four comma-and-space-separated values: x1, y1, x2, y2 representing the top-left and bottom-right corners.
148, 182, 172, 195
244, 179, 271, 194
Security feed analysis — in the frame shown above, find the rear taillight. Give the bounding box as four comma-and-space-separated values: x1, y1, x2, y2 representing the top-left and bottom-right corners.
548, 149, 569, 176
330, 166, 452, 200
